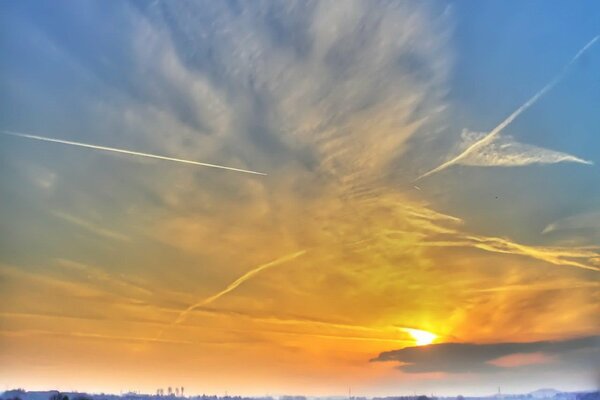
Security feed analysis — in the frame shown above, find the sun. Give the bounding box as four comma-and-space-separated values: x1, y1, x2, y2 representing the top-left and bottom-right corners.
403, 328, 438, 346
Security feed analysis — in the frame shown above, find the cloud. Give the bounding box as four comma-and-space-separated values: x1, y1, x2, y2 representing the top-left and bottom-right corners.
51, 210, 130, 242
2, 1, 460, 362
371, 336, 600, 373
0, 329, 192, 345
416, 35, 598, 180
54, 258, 153, 297
487, 351, 555, 368
543, 211, 600, 235
471, 280, 600, 293
0, 264, 128, 302
455, 130, 592, 167
419, 233, 600, 271
156, 250, 307, 339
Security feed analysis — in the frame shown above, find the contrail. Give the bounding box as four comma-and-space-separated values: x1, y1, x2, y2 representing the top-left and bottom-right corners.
416, 35, 599, 181
0, 129, 266, 176
155, 250, 307, 339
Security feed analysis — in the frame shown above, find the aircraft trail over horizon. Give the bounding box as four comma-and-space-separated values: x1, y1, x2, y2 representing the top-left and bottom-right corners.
415, 35, 599, 181
0, 129, 267, 176
154, 250, 308, 340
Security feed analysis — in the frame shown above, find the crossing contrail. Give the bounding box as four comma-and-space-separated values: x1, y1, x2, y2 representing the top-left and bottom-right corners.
155, 250, 307, 339
0, 129, 267, 176
416, 35, 599, 181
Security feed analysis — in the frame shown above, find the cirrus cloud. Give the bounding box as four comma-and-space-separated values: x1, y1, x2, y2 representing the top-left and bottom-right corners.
456, 129, 592, 167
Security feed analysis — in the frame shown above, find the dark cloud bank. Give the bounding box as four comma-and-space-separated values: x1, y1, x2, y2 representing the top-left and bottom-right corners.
372, 336, 600, 373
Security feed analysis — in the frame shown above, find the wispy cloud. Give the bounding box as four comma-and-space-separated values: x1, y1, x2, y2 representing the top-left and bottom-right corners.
543, 211, 600, 234
54, 258, 153, 296
0, 329, 193, 345
51, 211, 130, 242
471, 280, 599, 293
417, 233, 599, 271
377, 213, 600, 272
454, 130, 592, 167
0, 264, 129, 301
416, 35, 599, 180
156, 250, 307, 339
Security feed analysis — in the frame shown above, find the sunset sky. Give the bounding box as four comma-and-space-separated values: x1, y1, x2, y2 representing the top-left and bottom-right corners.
0, 0, 599, 396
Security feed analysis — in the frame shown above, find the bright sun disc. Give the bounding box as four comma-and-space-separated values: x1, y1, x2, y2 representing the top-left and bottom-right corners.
404, 328, 437, 346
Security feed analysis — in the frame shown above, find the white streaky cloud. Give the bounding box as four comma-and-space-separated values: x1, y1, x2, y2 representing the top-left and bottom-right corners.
472, 281, 600, 293
54, 258, 153, 297
416, 35, 599, 181
416, 233, 600, 272
176, 250, 307, 322
0, 130, 266, 176
186, 311, 438, 345
543, 211, 600, 234
156, 250, 307, 339
456, 130, 592, 167
0, 329, 193, 345
51, 211, 131, 242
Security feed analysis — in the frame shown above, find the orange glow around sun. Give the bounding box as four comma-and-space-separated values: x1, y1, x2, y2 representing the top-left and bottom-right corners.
403, 328, 438, 346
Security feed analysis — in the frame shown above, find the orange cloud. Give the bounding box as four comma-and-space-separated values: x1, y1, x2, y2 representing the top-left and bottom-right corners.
487, 352, 555, 368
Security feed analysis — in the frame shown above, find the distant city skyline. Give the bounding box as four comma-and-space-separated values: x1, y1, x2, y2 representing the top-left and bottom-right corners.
2, 388, 598, 399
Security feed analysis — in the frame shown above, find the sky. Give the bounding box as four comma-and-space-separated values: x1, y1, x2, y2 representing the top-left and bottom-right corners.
0, 0, 599, 396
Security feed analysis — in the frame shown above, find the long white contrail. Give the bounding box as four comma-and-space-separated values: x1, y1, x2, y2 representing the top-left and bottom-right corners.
0, 129, 266, 176
416, 35, 599, 181
155, 250, 307, 339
